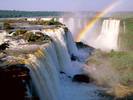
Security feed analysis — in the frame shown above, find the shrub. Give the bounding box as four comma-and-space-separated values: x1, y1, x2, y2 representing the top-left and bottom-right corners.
87, 50, 133, 86
29, 18, 63, 26
13, 30, 27, 36
23, 31, 52, 43
3, 22, 12, 30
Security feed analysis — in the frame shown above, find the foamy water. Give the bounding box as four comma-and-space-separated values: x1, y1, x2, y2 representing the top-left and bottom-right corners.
94, 19, 120, 51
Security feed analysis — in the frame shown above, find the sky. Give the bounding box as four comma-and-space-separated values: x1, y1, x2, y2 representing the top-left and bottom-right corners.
0, 0, 133, 12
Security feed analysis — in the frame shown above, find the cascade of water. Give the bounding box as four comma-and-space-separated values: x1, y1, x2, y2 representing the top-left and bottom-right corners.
25, 27, 80, 99
44, 28, 76, 76
94, 19, 120, 50
3, 26, 106, 100
46, 43, 60, 71
65, 30, 78, 56
27, 46, 61, 100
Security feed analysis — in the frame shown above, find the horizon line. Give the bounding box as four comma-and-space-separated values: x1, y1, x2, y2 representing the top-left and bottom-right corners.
0, 9, 133, 13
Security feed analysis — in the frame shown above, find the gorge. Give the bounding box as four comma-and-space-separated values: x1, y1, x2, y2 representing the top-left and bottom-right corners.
0, 17, 133, 100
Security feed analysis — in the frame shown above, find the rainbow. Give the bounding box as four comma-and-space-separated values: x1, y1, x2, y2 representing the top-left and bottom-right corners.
75, 0, 120, 42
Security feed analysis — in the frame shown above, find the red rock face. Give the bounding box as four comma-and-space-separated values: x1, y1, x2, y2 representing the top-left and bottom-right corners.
0, 64, 30, 100
6, 64, 30, 80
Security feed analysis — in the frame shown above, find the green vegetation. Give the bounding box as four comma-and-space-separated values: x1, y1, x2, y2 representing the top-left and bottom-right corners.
116, 19, 133, 86
46, 18, 63, 25
3, 22, 12, 30
12, 30, 52, 43
1, 10, 133, 18
29, 18, 63, 26
26, 32, 52, 43
13, 30, 27, 36
108, 51, 133, 86
0, 10, 67, 18
87, 50, 133, 87
119, 18, 133, 51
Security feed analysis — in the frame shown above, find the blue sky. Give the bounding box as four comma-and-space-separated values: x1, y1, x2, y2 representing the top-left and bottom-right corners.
0, 0, 132, 11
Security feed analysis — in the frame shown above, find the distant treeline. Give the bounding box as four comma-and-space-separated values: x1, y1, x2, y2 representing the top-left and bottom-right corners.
0, 10, 133, 18
0, 10, 71, 18
0, 10, 97, 18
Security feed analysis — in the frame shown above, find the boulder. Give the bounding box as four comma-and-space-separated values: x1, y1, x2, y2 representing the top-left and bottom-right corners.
60, 71, 65, 74
0, 42, 9, 51
76, 42, 94, 50
72, 74, 90, 83
71, 54, 77, 61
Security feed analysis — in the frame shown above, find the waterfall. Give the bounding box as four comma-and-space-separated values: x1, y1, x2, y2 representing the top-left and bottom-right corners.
23, 28, 79, 100
26, 45, 61, 100
3, 26, 107, 100
65, 30, 78, 56
94, 19, 120, 50
42, 28, 78, 76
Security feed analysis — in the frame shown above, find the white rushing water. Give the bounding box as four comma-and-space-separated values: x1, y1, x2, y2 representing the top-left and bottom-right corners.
65, 29, 78, 56
42, 28, 78, 76
94, 19, 120, 51
27, 47, 61, 100
25, 28, 79, 100
0, 31, 6, 44
59, 18, 120, 51
6, 27, 105, 100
